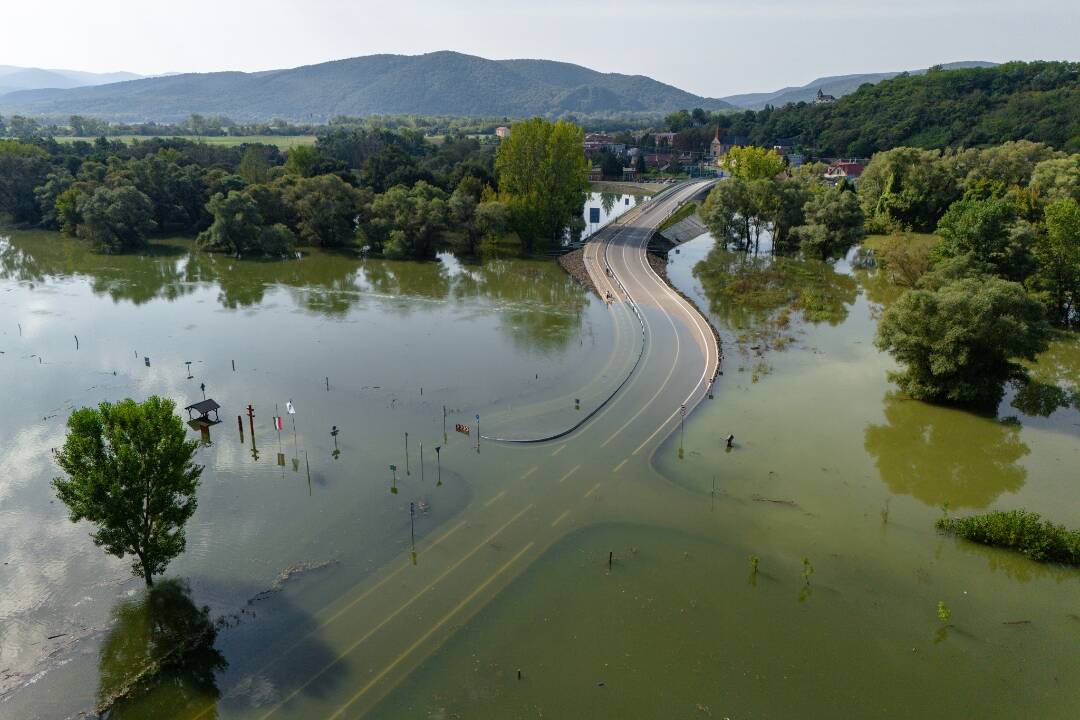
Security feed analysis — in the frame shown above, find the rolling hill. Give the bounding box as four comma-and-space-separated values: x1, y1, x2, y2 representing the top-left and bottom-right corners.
0, 52, 733, 122
721, 61, 997, 109
0, 65, 141, 96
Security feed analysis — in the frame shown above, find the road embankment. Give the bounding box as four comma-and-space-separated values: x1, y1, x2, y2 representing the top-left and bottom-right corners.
558, 248, 600, 298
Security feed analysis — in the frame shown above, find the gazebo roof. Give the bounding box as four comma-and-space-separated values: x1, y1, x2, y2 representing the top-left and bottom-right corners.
184, 399, 221, 415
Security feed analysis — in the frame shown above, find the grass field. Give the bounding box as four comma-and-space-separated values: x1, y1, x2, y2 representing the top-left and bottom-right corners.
53, 135, 317, 149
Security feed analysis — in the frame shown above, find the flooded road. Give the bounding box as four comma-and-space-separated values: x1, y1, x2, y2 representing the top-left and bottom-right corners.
2, 208, 1079, 718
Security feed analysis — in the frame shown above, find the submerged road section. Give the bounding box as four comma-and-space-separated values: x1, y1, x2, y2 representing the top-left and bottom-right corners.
196, 180, 723, 720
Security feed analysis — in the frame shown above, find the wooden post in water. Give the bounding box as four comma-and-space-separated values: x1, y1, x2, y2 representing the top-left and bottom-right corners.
608, 551, 614, 570
237, 415, 244, 442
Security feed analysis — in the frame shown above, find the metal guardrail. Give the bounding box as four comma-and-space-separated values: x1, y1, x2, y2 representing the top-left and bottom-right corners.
480, 182, 703, 444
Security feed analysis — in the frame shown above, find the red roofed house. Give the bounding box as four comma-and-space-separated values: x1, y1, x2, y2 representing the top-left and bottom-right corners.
824, 160, 865, 184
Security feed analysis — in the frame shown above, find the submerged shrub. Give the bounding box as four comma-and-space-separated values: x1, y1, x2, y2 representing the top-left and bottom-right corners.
936, 509, 1080, 564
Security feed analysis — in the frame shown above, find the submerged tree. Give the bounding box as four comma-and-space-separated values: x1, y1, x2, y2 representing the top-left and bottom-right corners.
53, 396, 203, 587
874, 276, 1049, 406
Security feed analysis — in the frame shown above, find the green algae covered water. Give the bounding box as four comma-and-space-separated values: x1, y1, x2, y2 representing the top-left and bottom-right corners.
1, 223, 1078, 719
372, 234, 1080, 719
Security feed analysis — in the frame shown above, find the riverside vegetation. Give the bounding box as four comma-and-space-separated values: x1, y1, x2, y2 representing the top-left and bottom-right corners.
0, 117, 587, 260
698, 139, 1078, 567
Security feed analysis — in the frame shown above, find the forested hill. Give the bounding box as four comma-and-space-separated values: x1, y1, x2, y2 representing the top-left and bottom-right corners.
724, 62, 1080, 155
0, 52, 732, 122
720, 61, 996, 110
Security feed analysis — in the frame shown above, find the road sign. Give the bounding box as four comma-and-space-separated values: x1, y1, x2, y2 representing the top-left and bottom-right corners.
389, 464, 397, 471
476, 414, 480, 421
589, 207, 601, 223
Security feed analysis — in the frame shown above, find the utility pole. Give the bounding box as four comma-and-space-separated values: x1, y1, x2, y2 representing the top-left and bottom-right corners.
405, 432, 410, 475
246, 405, 258, 462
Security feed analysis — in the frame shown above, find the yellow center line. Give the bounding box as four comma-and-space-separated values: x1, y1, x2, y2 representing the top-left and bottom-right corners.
613, 458, 629, 473
551, 509, 572, 527
257, 505, 534, 720
550, 444, 567, 456
328, 541, 537, 720
191, 518, 470, 720
558, 464, 581, 483
584, 482, 601, 498
520, 466, 538, 480
483, 489, 507, 508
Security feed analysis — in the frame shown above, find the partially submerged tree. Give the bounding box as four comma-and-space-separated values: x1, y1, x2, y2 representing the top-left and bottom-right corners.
874, 276, 1049, 406
53, 396, 203, 587
793, 186, 864, 260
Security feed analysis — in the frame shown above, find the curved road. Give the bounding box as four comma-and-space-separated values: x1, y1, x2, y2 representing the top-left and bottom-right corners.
200, 180, 722, 720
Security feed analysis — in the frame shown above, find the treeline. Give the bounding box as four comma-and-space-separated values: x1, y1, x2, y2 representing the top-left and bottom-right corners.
0, 118, 588, 260
665, 62, 1080, 156
0, 111, 656, 141
702, 139, 1079, 407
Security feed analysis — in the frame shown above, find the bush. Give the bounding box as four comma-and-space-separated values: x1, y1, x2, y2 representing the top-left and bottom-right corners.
936, 510, 1080, 564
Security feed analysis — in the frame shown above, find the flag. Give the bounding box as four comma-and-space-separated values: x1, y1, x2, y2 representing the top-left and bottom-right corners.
286, 401, 295, 415
274, 416, 283, 431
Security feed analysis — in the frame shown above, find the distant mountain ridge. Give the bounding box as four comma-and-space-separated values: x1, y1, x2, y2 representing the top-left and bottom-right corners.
0, 52, 734, 122
721, 61, 998, 109
0, 65, 141, 96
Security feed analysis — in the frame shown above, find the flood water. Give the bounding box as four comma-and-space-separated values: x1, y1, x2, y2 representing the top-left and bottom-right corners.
1, 219, 1078, 718
374, 235, 1080, 718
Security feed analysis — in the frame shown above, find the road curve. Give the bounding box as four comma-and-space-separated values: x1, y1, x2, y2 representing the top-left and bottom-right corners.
585, 179, 721, 456
194, 180, 725, 720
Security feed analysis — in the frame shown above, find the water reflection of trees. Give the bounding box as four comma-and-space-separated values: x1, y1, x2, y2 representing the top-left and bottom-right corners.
452, 258, 588, 353
97, 579, 226, 719
692, 246, 857, 328
0, 232, 192, 305
600, 192, 618, 216
1, 232, 589, 352
864, 394, 1028, 509
1010, 338, 1080, 417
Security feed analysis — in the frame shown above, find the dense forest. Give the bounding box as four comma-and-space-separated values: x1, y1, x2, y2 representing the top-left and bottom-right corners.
667, 62, 1080, 157
0, 119, 588, 260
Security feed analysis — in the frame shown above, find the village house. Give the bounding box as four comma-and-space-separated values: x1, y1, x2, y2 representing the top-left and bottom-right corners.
823, 159, 865, 184
495, 126, 511, 138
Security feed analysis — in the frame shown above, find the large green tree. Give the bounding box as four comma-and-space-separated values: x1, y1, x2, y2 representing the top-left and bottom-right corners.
53, 396, 203, 587
793, 186, 864, 260
934, 195, 1034, 281
284, 174, 368, 248
858, 147, 960, 233
875, 276, 1049, 406
1030, 198, 1080, 327
495, 118, 588, 251
76, 185, 157, 252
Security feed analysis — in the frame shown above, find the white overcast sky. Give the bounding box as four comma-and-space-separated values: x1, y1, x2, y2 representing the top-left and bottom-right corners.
3, 0, 1078, 96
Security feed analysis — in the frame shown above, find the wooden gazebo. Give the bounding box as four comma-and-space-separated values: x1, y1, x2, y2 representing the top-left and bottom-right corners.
184, 399, 221, 425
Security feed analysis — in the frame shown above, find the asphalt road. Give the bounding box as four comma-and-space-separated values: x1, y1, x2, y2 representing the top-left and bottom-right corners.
201, 180, 724, 720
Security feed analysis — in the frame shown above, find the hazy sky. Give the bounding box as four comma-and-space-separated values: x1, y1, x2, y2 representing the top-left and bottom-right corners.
3, 0, 1079, 96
